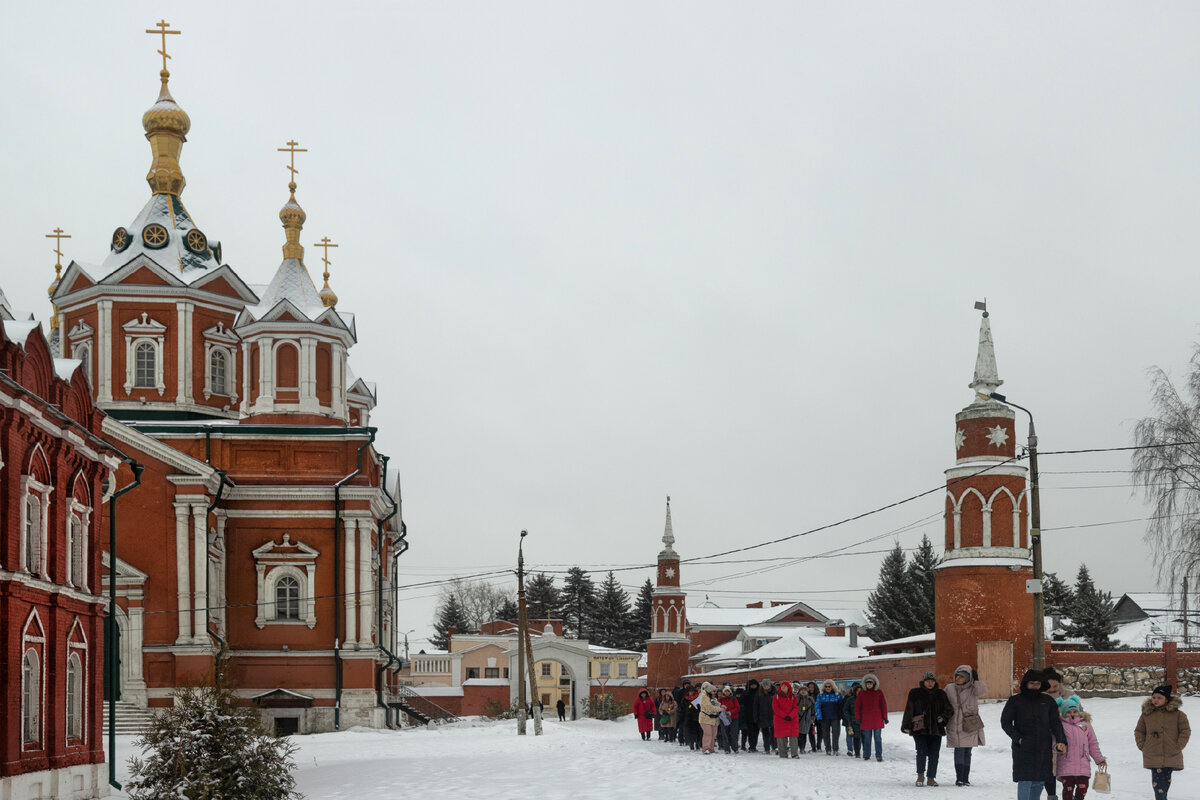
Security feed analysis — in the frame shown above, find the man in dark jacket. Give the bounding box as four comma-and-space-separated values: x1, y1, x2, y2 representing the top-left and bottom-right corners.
1001, 670, 1067, 800
755, 679, 777, 754
673, 681, 690, 747
740, 679, 760, 751
901, 671, 953, 786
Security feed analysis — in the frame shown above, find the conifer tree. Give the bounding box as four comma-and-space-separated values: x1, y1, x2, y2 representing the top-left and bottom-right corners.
630, 578, 654, 648
906, 534, 940, 634
561, 567, 596, 640
1042, 571, 1075, 617
494, 596, 520, 623
526, 572, 562, 621
866, 542, 919, 641
1066, 564, 1119, 650
430, 593, 470, 649
592, 571, 632, 648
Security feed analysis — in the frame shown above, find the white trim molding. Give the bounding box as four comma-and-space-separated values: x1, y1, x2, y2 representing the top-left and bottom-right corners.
253, 534, 319, 629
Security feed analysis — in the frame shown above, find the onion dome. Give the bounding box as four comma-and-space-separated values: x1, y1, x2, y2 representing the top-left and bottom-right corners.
280, 185, 307, 261
318, 278, 338, 308
143, 70, 190, 195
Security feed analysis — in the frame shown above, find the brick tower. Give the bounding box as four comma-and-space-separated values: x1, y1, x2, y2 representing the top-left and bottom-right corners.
934, 308, 1034, 694
646, 497, 690, 689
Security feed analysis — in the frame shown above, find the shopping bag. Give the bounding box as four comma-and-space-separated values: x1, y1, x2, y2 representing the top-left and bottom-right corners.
1092, 764, 1111, 794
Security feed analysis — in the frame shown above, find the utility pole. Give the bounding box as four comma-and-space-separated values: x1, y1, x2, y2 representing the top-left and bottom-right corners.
516, 530, 542, 735
986, 391, 1045, 670
1184, 576, 1190, 649
516, 531, 528, 735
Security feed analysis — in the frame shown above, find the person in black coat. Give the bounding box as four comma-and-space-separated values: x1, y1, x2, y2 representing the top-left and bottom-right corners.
901, 671, 953, 786
1000, 670, 1067, 799
673, 681, 690, 747
755, 679, 777, 754
740, 679, 760, 751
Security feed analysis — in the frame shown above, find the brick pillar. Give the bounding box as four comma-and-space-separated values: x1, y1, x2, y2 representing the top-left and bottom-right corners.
1164, 641, 1179, 690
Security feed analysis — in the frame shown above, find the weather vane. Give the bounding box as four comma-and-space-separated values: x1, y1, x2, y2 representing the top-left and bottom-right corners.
45, 227, 71, 276
146, 20, 181, 74
277, 140, 308, 191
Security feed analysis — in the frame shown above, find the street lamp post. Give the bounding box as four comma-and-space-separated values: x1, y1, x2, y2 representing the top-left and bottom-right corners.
403, 629, 415, 661
985, 391, 1046, 671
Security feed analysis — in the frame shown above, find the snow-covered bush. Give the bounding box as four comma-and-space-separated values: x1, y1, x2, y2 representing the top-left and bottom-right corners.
125, 679, 302, 800
587, 694, 630, 721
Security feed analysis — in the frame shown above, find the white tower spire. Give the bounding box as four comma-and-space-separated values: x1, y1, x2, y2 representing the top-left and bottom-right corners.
968, 302, 1003, 401
659, 495, 677, 558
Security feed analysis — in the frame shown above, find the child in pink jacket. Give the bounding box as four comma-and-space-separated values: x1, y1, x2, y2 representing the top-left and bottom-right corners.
1056, 696, 1106, 800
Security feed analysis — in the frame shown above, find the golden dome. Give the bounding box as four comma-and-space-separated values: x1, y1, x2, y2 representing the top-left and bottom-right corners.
144, 71, 189, 195
318, 283, 338, 308
280, 187, 306, 260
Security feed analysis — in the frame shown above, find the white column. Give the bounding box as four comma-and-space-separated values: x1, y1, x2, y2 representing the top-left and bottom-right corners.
192, 504, 207, 644
344, 517, 357, 646
175, 302, 190, 402
331, 343, 345, 419
175, 504, 192, 643
98, 300, 113, 403
241, 341, 251, 412
358, 522, 373, 647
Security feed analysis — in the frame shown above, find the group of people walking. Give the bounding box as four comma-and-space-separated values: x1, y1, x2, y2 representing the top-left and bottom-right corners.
634, 674, 889, 759
633, 665, 1191, 799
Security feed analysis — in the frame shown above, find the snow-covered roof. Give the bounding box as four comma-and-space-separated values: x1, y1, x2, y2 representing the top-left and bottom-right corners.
98, 193, 223, 278
587, 645, 642, 656
686, 604, 800, 628
868, 632, 936, 647
0, 287, 12, 320
53, 358, 81, 380
807, 607, 870, 628
4, 321, 40, 347
1116, 593, 1176, 616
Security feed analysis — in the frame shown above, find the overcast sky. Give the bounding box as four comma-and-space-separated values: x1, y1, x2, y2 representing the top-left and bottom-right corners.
3, 3, 1198, 648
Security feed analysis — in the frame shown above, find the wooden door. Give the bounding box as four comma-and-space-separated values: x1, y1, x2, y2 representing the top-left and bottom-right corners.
977, 641, 1014, 699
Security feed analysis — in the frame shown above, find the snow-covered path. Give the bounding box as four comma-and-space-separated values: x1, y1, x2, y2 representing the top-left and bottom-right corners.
107, 697, 1197, 799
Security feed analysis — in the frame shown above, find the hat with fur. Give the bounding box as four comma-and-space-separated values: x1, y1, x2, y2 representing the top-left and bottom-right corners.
701, 681, 716, 694
922, 671, 937, 682
862, 673, 879, 687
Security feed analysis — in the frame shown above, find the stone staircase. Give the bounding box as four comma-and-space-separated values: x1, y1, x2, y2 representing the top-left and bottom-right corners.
101, 701, 157, 736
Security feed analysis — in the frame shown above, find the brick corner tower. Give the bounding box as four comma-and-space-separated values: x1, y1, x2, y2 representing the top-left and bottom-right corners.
934, 307, 1034, 695
646, 496, 690, 689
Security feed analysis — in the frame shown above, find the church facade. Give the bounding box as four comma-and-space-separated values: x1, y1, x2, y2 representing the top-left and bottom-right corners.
39, 27, 407, 738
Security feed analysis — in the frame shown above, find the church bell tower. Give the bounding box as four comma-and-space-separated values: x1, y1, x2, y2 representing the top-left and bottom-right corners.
646, 497, 691, 689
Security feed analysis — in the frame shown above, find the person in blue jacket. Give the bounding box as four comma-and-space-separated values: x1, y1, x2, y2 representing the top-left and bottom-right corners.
816, 679, 845, 755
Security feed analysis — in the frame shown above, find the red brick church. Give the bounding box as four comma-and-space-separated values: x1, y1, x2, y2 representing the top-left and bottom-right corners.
3, 25, 407, 796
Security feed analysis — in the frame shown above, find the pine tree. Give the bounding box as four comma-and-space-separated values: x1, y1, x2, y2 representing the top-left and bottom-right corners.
592, 571, 632, 648
495, 596, 519, 623
126, 662, 301, 800
866, 542, 919, 641
630, 578, 654, 648
906, 534, 940, 634
526, 572, 562, 621
430, 593, 470, 649
1066, 564, 1119, 650
1042, 571, 1075, 617
561, 567, 596, 640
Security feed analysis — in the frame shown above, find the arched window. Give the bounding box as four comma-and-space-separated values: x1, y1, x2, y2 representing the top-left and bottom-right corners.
134, 341, 157, 388
66, 652, 83, 740
75, 343, 92, 387
275, 575, 301, 620
22, 649, 40, 745
67, 515, 83, 588
209, 349, 228, 396
24, 494, 41, 575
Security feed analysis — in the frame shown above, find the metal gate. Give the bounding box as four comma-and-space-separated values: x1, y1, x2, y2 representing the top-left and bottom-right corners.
977, 641, 1013, 699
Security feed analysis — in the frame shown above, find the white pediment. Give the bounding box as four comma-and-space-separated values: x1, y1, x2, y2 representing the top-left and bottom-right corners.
202, 322, 239, 345
252, 533, 320, 562
122, 312, 168, 335
68, 320, 95, 341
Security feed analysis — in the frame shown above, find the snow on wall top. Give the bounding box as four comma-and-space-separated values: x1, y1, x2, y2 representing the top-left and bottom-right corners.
53, 358, 82, 381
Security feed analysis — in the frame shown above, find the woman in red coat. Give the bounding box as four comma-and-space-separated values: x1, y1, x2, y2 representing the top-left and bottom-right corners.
633, 689, 657, 740
773, 681, 801, 759
855, 673, 889, 761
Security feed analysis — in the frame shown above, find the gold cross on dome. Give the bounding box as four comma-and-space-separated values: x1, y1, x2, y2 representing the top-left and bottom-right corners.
146, 20, 181, 73
314, 236, 339, 271
278, 140, 308, 187
45, 227, 71, 273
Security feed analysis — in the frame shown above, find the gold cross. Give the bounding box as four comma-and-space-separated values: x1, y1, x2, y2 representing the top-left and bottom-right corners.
314, 237, 339, 271
146, 20, 181, 73
45, 227, 71, 274
278, 140, 308, 186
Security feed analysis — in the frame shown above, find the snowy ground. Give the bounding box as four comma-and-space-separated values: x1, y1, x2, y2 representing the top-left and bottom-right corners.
105, 697, 1196, 799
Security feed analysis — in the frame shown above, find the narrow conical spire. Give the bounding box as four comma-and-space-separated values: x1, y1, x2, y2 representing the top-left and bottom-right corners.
968, 304, 1003, 401
660, 495, 677, 557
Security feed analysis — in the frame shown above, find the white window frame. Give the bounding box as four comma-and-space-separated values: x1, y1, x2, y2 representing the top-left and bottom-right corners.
274, 573, 302, 621
66, 652, 83, 741
618, 662, 629, 678
598, 661, 611, 678
19, 476, 52, 577
21, 611, 45, 749
66, 500, 91, 589
541, 662, 552, 678
253, 535, 319, 629
201, 323, 240, 404
122, 313, 167, 396
66, 619, 88, 744
207, 347, 230, 398
72, 342, 92, 388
